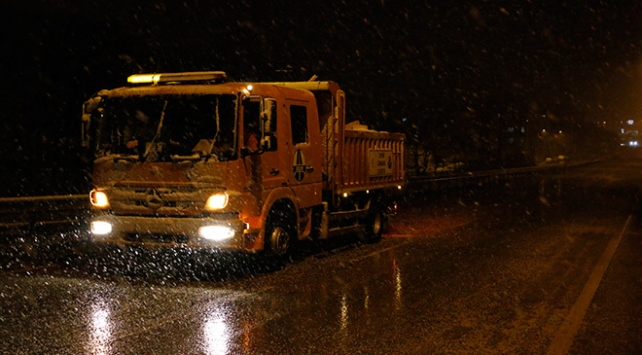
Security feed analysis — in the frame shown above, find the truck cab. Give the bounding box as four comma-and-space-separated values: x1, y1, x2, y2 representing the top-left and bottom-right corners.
82, 71, 404, 259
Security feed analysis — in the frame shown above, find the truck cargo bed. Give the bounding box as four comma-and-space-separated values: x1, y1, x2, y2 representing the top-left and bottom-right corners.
338, 127, 405, 193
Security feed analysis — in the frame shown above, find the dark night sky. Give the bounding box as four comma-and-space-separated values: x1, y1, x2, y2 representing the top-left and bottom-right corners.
1, 1, 642, 193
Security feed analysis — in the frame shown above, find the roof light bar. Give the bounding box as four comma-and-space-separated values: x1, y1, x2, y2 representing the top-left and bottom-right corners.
127, 71, 227, 85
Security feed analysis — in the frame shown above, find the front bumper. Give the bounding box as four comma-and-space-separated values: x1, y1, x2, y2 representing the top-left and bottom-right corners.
87, 214, 257, 251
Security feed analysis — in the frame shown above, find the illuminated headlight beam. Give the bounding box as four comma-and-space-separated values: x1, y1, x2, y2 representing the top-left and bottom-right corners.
205, 192, 229, 211
199, 226, 235, 241
91, 221, 113, 235
90, 190, 110, 208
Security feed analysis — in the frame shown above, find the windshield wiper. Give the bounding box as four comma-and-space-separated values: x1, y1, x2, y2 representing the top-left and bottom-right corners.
170, 152, 218, 163
142, 100, 168, 161
114, 154, 140, 163
170, 153, 202, 162
108, 154, 140, 163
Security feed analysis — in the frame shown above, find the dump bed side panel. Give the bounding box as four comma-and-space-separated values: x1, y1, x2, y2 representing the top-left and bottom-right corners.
263, 81, 405, 194
338, 129, 405, 193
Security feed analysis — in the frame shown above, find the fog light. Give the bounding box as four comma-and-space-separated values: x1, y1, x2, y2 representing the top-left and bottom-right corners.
91, 221, 112, 235
199, 226, 234, 241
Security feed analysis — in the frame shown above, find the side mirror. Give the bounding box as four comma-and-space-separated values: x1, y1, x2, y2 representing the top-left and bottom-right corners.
261, 135, 277, 151
81, 114, 91, 148
83, 96, 102, 114
240, 146, 254, 157
81, 97, 102, 148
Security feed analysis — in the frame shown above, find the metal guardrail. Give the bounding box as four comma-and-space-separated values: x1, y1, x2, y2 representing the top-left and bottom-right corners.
0, 194, 88, 233
0, 162, 593, 269
0, 194, 90, 270
406, 161, 589, 193
0, 162, 591, 234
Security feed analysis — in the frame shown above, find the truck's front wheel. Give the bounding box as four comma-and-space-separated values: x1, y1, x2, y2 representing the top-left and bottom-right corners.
268, 225, 291, 257
265, 209, 295, 259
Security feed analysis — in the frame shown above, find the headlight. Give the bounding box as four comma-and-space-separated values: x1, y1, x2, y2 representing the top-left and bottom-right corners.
90, 190, 110, 208
90, 221, 112, 235
205, 192, 229, 211
199, 226, 235, 241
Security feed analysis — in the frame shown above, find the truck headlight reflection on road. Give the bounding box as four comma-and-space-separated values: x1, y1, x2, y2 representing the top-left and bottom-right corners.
199, 226, 234, 241
88, 299, 113, 355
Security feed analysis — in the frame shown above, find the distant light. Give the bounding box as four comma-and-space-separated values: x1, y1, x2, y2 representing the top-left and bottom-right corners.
246, 84, 253, 92
342, 192, 348, 198
628, 120, 634, 125
402, 117, 408, 122
629, 141, 638, 147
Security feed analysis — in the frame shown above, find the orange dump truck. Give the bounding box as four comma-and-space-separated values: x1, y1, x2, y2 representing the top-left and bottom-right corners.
81, 72, 404, 258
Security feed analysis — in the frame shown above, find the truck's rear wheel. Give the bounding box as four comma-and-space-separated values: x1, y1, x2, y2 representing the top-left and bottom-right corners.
364, 208, 385, 243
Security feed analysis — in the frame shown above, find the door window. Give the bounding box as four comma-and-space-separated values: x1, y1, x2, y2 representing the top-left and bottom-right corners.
290, 105, 308, 145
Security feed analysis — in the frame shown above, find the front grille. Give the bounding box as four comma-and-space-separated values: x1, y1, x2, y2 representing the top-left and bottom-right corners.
133, 200, 179, 208
109, 185, 210, 215
124, 233, 189, 244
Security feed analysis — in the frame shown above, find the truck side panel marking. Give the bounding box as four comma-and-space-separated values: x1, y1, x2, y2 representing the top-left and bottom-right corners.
368, 150, 393, 177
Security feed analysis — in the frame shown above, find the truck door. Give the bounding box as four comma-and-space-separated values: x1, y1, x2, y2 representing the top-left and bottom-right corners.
251, 98, 287, 192
286, 99, 322, 208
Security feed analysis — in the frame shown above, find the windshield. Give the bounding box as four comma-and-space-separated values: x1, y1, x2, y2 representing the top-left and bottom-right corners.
91, 94, 238, 161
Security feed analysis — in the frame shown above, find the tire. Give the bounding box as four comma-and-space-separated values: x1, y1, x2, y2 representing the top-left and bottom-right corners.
364, 208, 385, 243
265, 210, 296, 259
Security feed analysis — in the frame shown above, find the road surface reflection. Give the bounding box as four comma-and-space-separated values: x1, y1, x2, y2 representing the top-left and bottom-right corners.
88, 298, 112, 355
202, 303, 231, 355
2, 174, 579, 353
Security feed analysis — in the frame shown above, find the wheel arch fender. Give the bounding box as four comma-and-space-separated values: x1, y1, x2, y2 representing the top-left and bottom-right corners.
257, 188, 299, 248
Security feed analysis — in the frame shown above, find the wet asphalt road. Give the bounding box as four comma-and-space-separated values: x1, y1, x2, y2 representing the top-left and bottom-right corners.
2, 151, 642, 354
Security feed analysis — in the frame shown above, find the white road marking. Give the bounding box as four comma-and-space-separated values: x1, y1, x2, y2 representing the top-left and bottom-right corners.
546, 214, 632, 355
